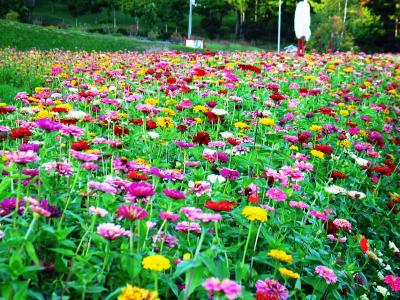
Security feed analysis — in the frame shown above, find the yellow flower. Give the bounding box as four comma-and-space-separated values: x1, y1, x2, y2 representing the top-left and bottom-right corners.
117, 284, 159, 300
364, 81, 371, 87
34, 110, 53, 120
234, 122, 251, 130
310, 150, 325, 160
259, 118, 275, 126
289, 145, 299, 151
309, 125, 322, 132
337, 103, 345, 107
347, 105, 357, 111
183, 253, 191, 261
279, 267, 300, 279
193, 105, 208, 113
194, 118, 203, 124
118, 113, 128, 118
0, 103, 7, 107
344, 67, 353, 73
242, 206, 268, 222
165, 99, 177, 106
142, 255, 171, 272
145, 98, 158, 105
156, 117, 174, 129
56, 103, 73, 112
162, 108, 176, 116
34, 87, 44, 93
340, 110, 349, 116
337, 140, 351, 147
268, 249, 293, 264
359, 130, 367, 137
303, 75, 316, 81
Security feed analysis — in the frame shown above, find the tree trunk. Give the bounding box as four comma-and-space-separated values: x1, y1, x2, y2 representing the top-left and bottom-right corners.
113, 7, 116, 28
235, 10, 240, 40
395, 15, 398, 38
255, 0, 258, 22
240, 12, 245, 40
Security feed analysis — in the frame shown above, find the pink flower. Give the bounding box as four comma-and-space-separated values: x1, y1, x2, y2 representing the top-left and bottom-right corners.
289, 201, 309, 210
97, 223, 130, 240
2, 150, 39, 164
116, 205, 148, 221
175, 222, 201, 233
70, 150, 99, 162
203, 278, 241, 300
266, 188, 287, 202
333, 218, 352, 232
314, 265, 337, 284
88, 206, 108, 217
159, 211, 179, 222
88, 181, 117, 195
163, 189, 186, 200
255, 278, 288, 300
126, 182, 155, 198
309, 210, 328, 221
384, 275, 400, 292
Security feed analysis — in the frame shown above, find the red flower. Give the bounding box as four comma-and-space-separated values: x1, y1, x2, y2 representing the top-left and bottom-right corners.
51, 107, 68, 113
325, 221, 338, 237
129, 119, 143, 126
127, 171, 148, 181
226, 137, 240, 146
177, 124, 188, 132
248, 193, 260, 204
374, 166, 392, 176
330, 171, 347, 180
146, 120, 157, 130
193, 68, 206, 76
192, 131, 210, 145
314, 144, 333, 155
114, 126, 129, 136
204, 112, 224, 124
317, 107, 336, 116
204, 200, 235, 212
71, 141, 89, 151
167, 77, 177, 84
238, 64, 261, 73
269, 93, 285, 101
383, 160, 396, 171
360, 236, 369, 254
10, 127, 32, 139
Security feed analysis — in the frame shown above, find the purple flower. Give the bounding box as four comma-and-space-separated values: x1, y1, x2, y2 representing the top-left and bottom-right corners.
35, 118, 62, 132
219, 168, 240, 180
19, 142, 40, 152
175, 141, 196, 148
255, 278, 288, 300
314, 265, 337, 284
0, 197, 25, 216
266, 188, 287, 202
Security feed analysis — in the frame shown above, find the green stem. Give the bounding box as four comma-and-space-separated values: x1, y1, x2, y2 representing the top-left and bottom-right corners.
241, 222, 253, 267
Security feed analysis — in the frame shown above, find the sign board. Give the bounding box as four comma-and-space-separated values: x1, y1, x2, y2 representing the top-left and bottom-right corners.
184, 38, 206, 49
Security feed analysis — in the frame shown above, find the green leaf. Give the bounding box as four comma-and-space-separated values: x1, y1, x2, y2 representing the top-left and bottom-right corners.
173, 259, 201, 278
50, 248, 75, 257
25, 241, 40, 265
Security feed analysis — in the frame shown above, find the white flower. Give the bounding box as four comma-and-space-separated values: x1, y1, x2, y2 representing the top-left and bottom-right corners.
211, 108, 229, 116
355, 157, 369, 167
359, 294, 369, 300
51, 93, 62, 98
324, 185, 347, 195
347, 191, 366, 199
207, 174, 226, 184
261, 110, 272, 117
389, 241, 399, 253
384, 264, 392, 271
377, 272, 384, 280
68, 87, 78, 93
221, 131, 234, 139
376, 286, 389, 297
147, 132, 160, 139
66, 110, 87, 120
0, 230, 4, 239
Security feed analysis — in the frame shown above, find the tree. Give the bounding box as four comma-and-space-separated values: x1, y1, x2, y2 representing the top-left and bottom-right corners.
227, 0, 248, 40
197, 0, 230, 39
67, 0, 90, 26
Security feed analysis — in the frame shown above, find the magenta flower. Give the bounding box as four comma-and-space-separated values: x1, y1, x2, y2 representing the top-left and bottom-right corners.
163, 189, 186, 200
88, 181, 117, 195
116, 205, 148, 221
255, 278, 288, 300
35, 118, 62, 132
2, 150, 39, 164
314, 265, 337, 284
159, 211, 179, 222
289, 201, 309, 210
266, 188, 287, 202
70, 149, 99, 162
219, 168, 240, 180
126, 182, 155, 200
384, 275, 400, 292
97, 223, 130, 240
30, 199, 60, 218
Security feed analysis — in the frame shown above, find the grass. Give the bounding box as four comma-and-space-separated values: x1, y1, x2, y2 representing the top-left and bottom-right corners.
0, 19, 266, 52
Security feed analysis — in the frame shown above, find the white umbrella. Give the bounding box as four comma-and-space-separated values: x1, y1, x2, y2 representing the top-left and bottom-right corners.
294, 0, 311, 56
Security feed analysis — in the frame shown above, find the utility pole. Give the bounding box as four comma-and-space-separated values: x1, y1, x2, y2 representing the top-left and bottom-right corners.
188, 0, 194, 38
277, 0, 282, 52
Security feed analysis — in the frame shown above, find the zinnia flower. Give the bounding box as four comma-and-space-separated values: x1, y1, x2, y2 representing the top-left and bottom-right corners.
97, 223, 130, 240
242, 206, 268, 222
116, 205, 148, 221
117, 284, 159, 300
255, 278, 288, 300
268, 249, 293, 264
142, 255, 171, 272
314, 265, 337, 284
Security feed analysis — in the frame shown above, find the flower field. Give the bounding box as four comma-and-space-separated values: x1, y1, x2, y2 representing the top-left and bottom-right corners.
0, 49, 399, 299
